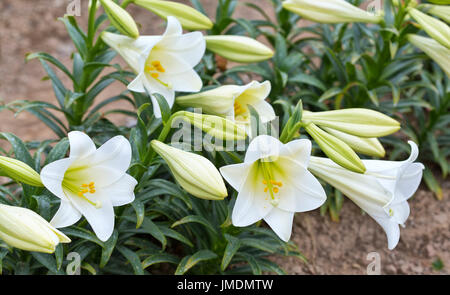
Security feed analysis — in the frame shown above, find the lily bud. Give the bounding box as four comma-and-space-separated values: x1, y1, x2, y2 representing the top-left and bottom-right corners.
419, 4, 450, 24
0, 156, 43, 187
176, 85, 238, 116
408, 34, 450, 77
322, 127, 386, 157
204, 35, 274, 63
282, 0, 383, 24
408, 8, 450, 49
0, 204, 71, 253
134, 0, 213, 30
304, 123, 366, 174
100, 0, 139, 38
301, 109, 400, 138
151, 140, 228, 200
177, 111, 247, 140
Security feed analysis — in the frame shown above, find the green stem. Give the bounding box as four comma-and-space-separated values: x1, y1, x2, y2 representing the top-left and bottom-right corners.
121, 0, 134, 8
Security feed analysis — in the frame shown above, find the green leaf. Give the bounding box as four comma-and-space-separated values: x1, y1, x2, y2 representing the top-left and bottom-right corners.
142, 253, 180, 270
62, 227, 105, 248
171, 215, 216, 233
289, 73, 326, 91
0, 132, 34, 166
31, 252, 62, 274
423, 168, 442, 200
117, 246, 145, 275
100, 230, 119, 268
221, 234, 241, 271
131, 199, 145, 229
152, 93, 171, 124
175, 250, 218, 275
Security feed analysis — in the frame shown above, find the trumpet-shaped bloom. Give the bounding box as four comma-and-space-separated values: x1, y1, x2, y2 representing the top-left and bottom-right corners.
220, 135, 326, 241
0, 204, 71, 253
177, 80, 275, 131
41, 131, 137, 242
101, 16, 205, 117
308, 141, 424, 249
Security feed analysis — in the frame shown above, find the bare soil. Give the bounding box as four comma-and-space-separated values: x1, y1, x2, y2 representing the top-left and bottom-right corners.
0, 0, 448, 275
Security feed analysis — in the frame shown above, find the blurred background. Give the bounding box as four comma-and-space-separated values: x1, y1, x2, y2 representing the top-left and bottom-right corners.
0, 0, 448, 274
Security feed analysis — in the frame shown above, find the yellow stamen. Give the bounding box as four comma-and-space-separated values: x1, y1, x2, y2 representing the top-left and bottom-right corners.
151, 73, 159, 79
151, 60, 161, 67
81, 184, 89, 188
260, 160, 283, 205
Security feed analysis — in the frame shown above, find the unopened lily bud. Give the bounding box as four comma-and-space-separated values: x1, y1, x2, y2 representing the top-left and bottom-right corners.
151, 140, 228, 200
176, 86, 238, 116
419, 4, 450, 24
282, 0, 383, 24
304, 123, 366, 173
0, 156, 43, 187
408, 34, 450, 77
322, 127, 385, 157
178, 112, 247, 140
204, 35, 274, 63
408, 8, 450, 49
134, 0, 213, 30
0, 204, 71, 253
100, 0, 139, 38
301, 109, 400, 138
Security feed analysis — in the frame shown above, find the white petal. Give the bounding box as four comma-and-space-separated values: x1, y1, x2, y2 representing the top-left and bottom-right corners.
67, 191, 115, 242
371, 215, 401, 250
162, 69, 203, 92
104, 174, 137, 206
50, 199, 82, 228
251, 100, 276, 123
68, 131, 96, 159
276, 158, 326, 212
231, 165, 271, 226
219, 162, 254, 191
263, 207, 294, 242
160, 32, 205, 68
279, 138, 312, 167
40, 158, 73, 200
128, 73, 147, 93
161, 16, 183, 39
87, 135, 132, 174
151, 50, 196, 75
244, 135, 283, 163
390, 201, 410, 225
394, 162, 424, 202
65, 165, 126, 188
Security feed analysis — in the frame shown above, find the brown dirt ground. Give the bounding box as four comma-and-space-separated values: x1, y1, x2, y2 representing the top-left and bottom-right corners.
0, 0, 448, 275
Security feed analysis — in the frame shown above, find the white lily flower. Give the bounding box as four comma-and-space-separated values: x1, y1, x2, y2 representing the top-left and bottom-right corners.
41, 131, 137, 242
101, 16, 205, 118
308, 141, 424, 250
220, 135, 326, 241
177, 80, 275, 132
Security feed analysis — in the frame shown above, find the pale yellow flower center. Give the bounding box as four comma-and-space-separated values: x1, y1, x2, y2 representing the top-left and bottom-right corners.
145, 60, 169, 87
259, 160, 283, 206
62, 178, 101, 208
